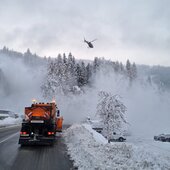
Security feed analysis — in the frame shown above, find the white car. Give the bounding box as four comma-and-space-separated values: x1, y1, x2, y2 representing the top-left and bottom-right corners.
108, 132, 126, 142
85, 117, 103, 133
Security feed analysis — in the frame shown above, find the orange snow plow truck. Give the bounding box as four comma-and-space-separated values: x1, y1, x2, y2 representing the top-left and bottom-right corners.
19, 102, 63, 145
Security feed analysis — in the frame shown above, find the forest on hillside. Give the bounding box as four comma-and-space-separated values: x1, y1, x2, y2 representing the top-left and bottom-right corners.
0, 47, 138, 98
0, 46, 170, 101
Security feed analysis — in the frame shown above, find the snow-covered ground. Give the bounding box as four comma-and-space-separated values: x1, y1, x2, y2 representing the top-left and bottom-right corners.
64, 124, 170, 170
0, 117, 21, 127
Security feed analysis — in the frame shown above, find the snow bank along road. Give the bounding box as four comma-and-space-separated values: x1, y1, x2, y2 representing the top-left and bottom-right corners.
64, 124, 170, 170
0, 125, 73, 170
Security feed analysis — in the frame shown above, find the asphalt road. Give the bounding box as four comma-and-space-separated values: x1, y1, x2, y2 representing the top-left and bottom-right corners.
0, 125, 73, 170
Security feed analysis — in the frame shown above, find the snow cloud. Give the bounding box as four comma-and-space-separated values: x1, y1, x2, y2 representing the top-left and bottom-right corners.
58, 69, 170, 136
0, 54, 45, 114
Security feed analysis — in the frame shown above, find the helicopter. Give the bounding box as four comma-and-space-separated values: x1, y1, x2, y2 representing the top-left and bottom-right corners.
84, 38, 97, 48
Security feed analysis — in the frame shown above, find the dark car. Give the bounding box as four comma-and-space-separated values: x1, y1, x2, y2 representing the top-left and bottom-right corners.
154, 134, 170, 142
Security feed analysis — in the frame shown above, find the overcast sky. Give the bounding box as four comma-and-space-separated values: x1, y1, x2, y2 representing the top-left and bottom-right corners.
0, 0, 170, 66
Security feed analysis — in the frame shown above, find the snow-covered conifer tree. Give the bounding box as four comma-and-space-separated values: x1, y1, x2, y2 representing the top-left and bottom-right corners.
86, 63, 93, 85
131, 62, 137, 80
42, 53, 82, 98
76, 62, 87, 87
119, 62, 124, 74
93, 57, 100, 73
114, 61, 120, 72
126, 59, 131, 78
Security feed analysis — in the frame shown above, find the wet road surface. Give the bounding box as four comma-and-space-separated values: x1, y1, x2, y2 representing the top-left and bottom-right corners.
0, 125, 73, 170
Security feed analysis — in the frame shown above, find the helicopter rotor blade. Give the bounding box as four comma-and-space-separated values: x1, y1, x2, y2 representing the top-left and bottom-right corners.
90, 39, 97, 42
83, 37, 88, 43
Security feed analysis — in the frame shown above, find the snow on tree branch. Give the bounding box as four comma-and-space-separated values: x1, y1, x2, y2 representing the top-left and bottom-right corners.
96, 91, 127, 140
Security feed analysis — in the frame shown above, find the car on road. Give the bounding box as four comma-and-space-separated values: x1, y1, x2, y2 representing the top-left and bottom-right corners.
154, 134, 170, 142
0, 110, 19, 120
108, 132, 126, 142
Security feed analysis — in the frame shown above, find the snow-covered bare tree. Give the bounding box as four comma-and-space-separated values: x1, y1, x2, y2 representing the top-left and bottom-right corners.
96, 91, 127, 141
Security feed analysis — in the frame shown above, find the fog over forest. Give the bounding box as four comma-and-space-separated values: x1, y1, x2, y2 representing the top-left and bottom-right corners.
0, 47, 170, 136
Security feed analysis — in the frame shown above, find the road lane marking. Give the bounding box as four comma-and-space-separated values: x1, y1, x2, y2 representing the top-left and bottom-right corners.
0, 132, 19, 144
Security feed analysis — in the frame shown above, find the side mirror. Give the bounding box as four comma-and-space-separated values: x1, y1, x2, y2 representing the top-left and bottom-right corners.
57, 110, 60, 117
